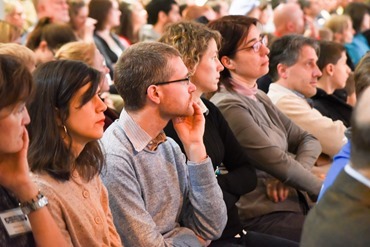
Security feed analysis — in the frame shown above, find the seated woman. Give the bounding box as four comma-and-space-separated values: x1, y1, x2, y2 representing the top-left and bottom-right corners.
67, 0, 97, 42
89, 0, 125, 79
312, 41, 352, 127
55, 41, 120, 129
26, 17, 77, 65
115, 0, 147, 46
0, 55, 67, 246
160, 21, 297, 247
207, 16, 322, 242
0, 43, 36, 71
27, 60, 122, 246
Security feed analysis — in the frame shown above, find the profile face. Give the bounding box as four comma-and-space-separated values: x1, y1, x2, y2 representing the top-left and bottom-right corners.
107, 0, 121, 27
154, 56, 196, 119
226, 24, 270, 82
166, 4, 182, 24
0, 102, 30, 155
190, 38, 224, 94
72, 6, 88, 31
332, 51, 351, 90
46, 0, 70, 23
64, 83, 107, 148
285, 45, 322, 98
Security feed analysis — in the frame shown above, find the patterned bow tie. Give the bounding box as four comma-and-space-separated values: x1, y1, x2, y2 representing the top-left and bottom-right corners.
147, 132, 167, 151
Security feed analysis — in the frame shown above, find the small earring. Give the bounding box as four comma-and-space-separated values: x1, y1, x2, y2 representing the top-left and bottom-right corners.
63, 125, 68, 135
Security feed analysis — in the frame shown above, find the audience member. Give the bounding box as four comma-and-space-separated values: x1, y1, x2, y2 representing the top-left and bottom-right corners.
343, 2, 370, 67
160, 20, 297, 247
67, 0, 96, 42
26, 17, 77, 65
324, 14, 355, 70
101, 42, 227, 246
206, 0, 229, 19
55, 41, 119, 129
115, 0, 147, 46
89, 0, 125, 79
301, 86, 370, 246
312, 41, 352, 127
32, 0, 70, 23
27, 60, 121, 246
182, 5, 216, 24
4, 0, 26, 32
267, 35, 347, 158
0, 54, 67, 247
273, 2, 305, 38
0, 43, 36, 71
139, 0, 181, 41
208, 16, 322, 242
0, 20, 23, 43
318, 51, 370, 200
298, 0, 324, 28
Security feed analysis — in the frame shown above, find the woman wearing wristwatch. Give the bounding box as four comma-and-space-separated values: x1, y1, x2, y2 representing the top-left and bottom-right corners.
0, 55, 67, 247
27, 60, 122, 247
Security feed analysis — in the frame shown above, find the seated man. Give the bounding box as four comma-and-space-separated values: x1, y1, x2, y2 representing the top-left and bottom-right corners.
313, 41, 352, 127
318, 51, 370, 200
267, 35, 347, 159
101, 42, 227, 246
139, 0, 181, 41
301, 86, 370, 246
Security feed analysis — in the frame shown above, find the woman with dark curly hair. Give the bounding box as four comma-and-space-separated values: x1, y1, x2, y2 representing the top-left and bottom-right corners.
160, 21, 298, 247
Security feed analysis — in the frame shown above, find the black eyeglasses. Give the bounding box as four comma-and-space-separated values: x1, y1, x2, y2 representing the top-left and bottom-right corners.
154, 76, 190, 86
233, 35, 268, 54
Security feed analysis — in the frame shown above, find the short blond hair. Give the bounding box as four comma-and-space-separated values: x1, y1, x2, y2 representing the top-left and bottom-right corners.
325, 14, 351, 34
0, 43, 36, 69
55, 41, 96, 67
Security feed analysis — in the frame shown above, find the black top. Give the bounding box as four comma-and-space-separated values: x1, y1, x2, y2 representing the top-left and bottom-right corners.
0, 186, 35, 247
257, 74, 272, 94
93, 32, 125, 79
164, 98, 257, 239
312, 87, 352, 127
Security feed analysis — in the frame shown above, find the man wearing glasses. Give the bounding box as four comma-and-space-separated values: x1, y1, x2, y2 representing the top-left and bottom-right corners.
101, 42, 227, 247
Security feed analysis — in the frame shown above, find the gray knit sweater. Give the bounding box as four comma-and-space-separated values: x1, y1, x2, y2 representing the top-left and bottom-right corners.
101, 109, 227, 247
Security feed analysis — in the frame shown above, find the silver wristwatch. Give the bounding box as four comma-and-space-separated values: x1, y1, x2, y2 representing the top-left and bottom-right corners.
19, 192, 49, 215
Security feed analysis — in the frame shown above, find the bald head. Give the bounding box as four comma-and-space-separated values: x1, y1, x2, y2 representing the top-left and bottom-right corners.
34, 0, 70, 23
273, 3, 305, 36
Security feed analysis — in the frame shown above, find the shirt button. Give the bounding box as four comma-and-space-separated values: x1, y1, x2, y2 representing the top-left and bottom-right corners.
94, 217, 102, 224
83, 190, 89, 198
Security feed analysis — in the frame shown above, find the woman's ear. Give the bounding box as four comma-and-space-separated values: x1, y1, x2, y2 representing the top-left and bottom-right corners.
221, 56, 235, 70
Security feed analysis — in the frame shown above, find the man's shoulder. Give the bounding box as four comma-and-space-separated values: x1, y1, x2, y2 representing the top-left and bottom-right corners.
139, 25, 160, 42
101, 122, 132, 154
267, 83, 297, 104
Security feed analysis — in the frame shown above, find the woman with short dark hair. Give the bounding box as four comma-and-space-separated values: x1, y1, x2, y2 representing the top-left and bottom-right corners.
27, 60, 122, 246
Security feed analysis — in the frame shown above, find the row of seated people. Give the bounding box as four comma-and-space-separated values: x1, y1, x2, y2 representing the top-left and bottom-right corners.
1, 15, 369, 246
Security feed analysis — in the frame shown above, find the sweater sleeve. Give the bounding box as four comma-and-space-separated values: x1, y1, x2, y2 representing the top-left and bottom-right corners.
214, 94, 322, 196
32, 179, 74, 247
275, 94, 346, 157
181, 158, 227, 240
102, 151, 226, 247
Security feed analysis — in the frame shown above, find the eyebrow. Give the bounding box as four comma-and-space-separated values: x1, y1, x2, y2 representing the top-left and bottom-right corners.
243, 37, 259, 46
